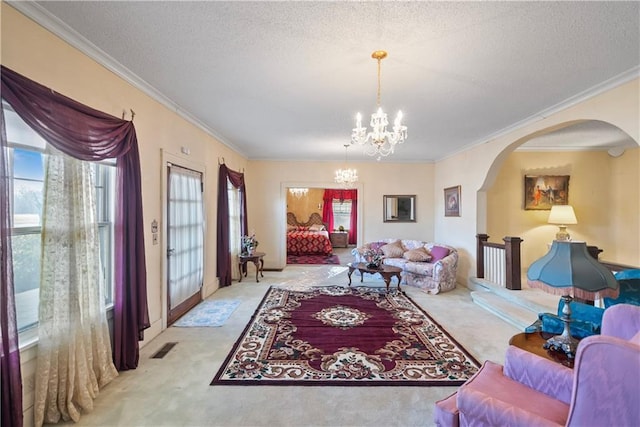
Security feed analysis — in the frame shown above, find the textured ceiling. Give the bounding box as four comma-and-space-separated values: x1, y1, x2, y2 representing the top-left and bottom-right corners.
21, 1, 640, 162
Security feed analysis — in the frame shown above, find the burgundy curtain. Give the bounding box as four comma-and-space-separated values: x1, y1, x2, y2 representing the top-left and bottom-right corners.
216, 164, 247, 288
0, 66, 150, 371
322, 191, 335, 232
1, 93, 23, 426
322, 189, 358, 244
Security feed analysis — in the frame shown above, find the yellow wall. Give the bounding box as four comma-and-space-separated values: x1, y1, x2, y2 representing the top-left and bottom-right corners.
487, 148, 640, 268
286, 187, 324, 222
434, 80, 640, 283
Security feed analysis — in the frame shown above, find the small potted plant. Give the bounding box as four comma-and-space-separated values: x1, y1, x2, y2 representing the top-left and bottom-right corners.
241, 233, 259, 255
363, 248, 383, 269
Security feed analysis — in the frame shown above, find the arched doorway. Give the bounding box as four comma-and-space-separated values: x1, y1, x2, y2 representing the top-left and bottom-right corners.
478, 120, 639, 271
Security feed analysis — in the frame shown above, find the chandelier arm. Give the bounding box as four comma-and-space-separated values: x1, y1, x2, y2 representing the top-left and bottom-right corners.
350, 50, 406, 159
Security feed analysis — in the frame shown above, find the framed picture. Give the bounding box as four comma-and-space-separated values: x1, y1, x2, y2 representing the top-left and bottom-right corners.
444, 186, 461, 217
383, 195, 416, 222
524, 175, 570, 210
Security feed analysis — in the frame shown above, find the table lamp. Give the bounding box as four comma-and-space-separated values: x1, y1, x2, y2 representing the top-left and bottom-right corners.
548, 205, 577, 241
527, 240, 618, 357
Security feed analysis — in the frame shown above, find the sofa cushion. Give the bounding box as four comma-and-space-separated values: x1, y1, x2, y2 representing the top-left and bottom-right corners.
381, 240, 405, 258
403, 247, 432, 262
370, 241, 387, 253
430, 245, 450, 262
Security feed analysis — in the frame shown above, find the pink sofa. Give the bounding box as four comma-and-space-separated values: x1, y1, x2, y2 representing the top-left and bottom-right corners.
434, 303, 640, 426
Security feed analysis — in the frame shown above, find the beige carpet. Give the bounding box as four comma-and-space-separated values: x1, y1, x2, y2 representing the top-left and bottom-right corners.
41, 251, 520, 427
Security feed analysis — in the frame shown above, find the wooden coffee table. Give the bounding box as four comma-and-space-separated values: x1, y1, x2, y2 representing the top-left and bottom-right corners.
509, 332, 574, 368
347, 262, 403, 292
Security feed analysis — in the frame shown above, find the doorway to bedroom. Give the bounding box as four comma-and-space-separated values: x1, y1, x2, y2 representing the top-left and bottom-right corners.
285, 187, 358, 265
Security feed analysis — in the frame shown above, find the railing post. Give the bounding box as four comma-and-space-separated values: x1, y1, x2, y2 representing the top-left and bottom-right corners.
476, 234, 489, 278
503, 236, 523, 290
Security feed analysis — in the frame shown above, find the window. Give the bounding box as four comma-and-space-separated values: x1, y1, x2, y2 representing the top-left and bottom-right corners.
4, 103, 116, 333
332, 200, 352, 231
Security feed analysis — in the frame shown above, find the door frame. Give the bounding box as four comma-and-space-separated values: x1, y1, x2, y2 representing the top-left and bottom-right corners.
160, 149, 206, 331
280, 181, 364, 267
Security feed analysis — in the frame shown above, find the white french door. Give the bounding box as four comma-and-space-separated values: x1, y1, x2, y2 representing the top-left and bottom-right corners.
167, 163, 204, 325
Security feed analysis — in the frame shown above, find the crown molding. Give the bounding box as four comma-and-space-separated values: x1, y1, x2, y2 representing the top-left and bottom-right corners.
437, 66, 640, 162
7, 1, 244, 156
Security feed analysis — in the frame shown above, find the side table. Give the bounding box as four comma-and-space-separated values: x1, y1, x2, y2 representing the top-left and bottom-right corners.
509, 332, 574, 368
238, 251, 265, 283
329, 231, 348, 248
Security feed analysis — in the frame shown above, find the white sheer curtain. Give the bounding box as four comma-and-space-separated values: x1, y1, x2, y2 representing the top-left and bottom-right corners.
228, 181, 241, 280
34, 146, 117, 427
168, 165, 204, 308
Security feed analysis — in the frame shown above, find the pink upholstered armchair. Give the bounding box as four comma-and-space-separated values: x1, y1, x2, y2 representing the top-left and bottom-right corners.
435, 303, 640, 426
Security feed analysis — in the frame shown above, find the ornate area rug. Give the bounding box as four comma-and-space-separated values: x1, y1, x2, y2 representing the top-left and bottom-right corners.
211, 286, 480, 386
287, 254, 340, 265
173, 299, 240, 327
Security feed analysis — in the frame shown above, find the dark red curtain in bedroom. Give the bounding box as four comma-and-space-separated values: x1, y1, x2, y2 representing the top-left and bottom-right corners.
322, 189, 357, 245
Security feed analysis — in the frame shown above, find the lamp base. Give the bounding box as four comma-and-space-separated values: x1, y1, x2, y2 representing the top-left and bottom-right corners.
543, 295, 578, 358
544, 334, 579, 359
555, 225, 570, 241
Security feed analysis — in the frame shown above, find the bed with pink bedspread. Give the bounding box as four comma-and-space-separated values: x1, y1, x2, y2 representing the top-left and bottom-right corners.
286, 212, 333, 256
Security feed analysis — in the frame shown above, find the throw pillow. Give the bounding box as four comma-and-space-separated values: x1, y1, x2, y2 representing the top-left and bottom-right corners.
381, 240, 405, 258
403, 247, 432, 262
370, 241, 387, 253
309, 224, 325, 232
430, 245, 450, 262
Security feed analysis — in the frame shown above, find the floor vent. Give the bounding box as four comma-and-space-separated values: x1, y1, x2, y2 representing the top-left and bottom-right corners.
151, 342, 178, 359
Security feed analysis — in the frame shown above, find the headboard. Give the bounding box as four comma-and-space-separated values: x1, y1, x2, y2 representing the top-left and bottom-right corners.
287, 212, 326, 228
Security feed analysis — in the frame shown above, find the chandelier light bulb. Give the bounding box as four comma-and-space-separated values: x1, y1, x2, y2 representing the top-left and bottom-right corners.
351, 50, 407, 160
335, 144, 358, 188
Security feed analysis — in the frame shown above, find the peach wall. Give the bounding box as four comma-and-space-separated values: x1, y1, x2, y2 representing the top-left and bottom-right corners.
247, 160, 435, 269
2, 5, 247, 423
487, 148, 640, 268
434, 79, 640, 284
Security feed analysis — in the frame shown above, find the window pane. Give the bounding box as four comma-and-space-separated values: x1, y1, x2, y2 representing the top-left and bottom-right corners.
13, 178, 43, 227
332, 200, 352, 231
12, 233, 41, 331
13, 148, 44, 180
13, 148, 44, 227
95, 163, 116, 306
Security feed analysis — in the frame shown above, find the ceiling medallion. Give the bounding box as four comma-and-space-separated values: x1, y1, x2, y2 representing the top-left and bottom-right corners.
351, 50, 407, 160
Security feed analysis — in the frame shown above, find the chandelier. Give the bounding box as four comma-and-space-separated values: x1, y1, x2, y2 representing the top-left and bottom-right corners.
335, 144, 358, 188
289, 188, 308, 199
351, 50, 407, 160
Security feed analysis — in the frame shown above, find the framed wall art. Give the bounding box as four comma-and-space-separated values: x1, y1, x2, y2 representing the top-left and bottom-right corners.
383, 195, 416, 222
444, 186, 461, 217
524, 175, 570, 210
